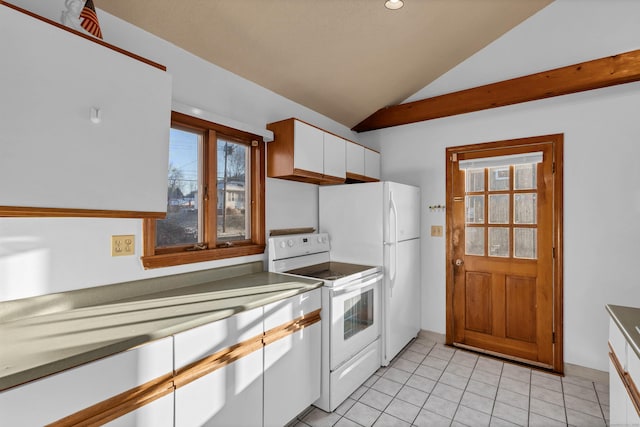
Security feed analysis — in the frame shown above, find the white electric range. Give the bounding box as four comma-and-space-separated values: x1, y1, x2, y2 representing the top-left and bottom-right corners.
268, 232, 383, 412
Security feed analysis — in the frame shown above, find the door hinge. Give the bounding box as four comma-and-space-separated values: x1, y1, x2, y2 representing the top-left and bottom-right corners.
552, 162, 556, 173
451, 153, 458, 162
552, 247, 556, 258
552, 332, 556, 343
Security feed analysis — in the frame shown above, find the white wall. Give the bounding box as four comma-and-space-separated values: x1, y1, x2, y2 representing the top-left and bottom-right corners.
0, 1, 355, 300
361, 0, 640, 372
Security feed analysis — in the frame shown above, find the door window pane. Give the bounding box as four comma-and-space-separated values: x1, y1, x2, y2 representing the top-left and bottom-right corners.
514, 193, 537, 224
465, 195, 484, 224
465, 227, 484, 256
344, 288, 374, 340
514, 228, 537, 259
514, 164, 537, 190
157, 128, 201, 247
489, 227, 509, 257
217, 139, 250, 242
489, 194, 509, 224
466, 168, 484, 192
489, 167, 510, 191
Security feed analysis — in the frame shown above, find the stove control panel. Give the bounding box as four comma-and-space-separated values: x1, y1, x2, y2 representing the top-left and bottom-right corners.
268, 232, 330, 260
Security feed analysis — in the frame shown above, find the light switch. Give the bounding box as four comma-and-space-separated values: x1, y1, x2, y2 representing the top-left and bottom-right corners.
431, 225, 443, 237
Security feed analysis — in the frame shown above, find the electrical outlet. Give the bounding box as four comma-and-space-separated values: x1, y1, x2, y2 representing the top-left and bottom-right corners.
431, 225, 443, 237
111, 235, 135, 256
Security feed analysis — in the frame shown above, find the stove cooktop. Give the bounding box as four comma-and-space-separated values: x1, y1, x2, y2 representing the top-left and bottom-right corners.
285, 261, 378, 281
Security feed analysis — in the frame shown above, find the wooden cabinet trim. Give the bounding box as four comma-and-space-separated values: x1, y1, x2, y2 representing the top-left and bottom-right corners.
173, 334, 265, 389
47, 372, 174, 427
346, 172, 379, 183
609, 342, 640, 417
263, 308, 321, 346
267, 117, 378, 184
1, 1, 166, 71
0, 206, 165, 219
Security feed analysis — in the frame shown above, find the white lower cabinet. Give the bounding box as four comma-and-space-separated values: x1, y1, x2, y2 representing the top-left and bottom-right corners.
106, 393, 174, 427
0, 290, 322, 426
609, 316, 640, 425
264, 289, 322, 427
174, 351, 263, 427
0, 337, 173, 426
173, 307, 264, 427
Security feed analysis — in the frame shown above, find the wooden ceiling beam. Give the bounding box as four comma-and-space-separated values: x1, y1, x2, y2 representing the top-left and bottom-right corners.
352, 49, 640, 132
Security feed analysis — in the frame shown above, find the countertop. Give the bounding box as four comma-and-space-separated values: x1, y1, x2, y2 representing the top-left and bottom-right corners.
606, 304, 640, 360
0, 270, 322, 391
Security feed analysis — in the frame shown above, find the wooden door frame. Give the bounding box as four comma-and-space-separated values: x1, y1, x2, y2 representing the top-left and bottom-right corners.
445, 134, 564, 373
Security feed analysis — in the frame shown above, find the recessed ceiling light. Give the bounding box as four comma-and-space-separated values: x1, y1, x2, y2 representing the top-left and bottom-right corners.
385, 0, 404, 10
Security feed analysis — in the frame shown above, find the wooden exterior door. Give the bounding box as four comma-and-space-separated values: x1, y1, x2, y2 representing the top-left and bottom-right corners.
446, 135, 563, 372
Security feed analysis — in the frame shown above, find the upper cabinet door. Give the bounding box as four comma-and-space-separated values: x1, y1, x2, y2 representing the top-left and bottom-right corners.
323, 133, 346, 180
0, 6, 171, 215
365, 148, 381, 180
346, 142, 365, 176
293, 120, 324, 175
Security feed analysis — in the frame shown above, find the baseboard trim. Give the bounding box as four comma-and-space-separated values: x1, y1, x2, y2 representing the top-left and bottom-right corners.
418, 329, 608, 383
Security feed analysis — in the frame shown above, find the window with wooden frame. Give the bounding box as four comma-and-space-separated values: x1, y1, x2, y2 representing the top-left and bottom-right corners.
142, 111, 265, 269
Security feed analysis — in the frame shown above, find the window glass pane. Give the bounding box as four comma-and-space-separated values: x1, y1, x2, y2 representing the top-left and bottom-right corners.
217, 139, 250, 242
344, 288, 374, 340
465, 195, 484, 224
465, 227, 484, 256
489, 227, 509, 257
514, 164, 537, 190
514, 228, 537, 259
489, 194, 509, 224
514, 193, 537, 224
156, 128, 201, 247
465, 168, 484, 192
489, 166, 510, 191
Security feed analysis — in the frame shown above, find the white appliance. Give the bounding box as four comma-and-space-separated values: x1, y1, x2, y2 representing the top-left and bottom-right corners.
320, 181, 421, 366
268, 233, 383, 412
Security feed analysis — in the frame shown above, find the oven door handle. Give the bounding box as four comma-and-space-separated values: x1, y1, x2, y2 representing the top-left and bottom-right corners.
331, 273, 383, 297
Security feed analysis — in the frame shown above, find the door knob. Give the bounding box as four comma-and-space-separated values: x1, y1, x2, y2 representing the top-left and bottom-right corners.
454, 259, 464, 266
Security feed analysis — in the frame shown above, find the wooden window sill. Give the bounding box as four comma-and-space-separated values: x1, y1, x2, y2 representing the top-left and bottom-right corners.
141, 244, 265, 269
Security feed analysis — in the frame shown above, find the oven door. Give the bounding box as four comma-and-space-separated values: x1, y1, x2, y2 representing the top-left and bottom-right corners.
330, 272, 382, 370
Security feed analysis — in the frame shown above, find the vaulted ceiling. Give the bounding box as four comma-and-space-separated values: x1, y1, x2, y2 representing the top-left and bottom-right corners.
94, 0, 553, 129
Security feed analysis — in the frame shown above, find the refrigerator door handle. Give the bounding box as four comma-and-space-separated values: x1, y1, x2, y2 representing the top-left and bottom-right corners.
389, 191, 398, 289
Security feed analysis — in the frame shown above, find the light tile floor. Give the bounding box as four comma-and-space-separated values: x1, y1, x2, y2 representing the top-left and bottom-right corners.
291, 337, 609, 427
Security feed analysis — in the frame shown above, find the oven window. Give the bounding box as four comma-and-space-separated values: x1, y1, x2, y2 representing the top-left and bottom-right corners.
344, 288, 374, 340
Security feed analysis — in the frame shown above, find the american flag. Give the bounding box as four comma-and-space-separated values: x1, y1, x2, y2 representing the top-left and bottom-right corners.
80, 0, 103, 39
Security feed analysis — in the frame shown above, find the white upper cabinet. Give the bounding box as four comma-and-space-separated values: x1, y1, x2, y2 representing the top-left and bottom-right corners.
0, 5, 171, 215
323, 132, 346, 180
346, 141, 365, 177
365, 148, 381, 180
267, 118, 346, 185
293, 119, 325, 176
345, 141, 380, 182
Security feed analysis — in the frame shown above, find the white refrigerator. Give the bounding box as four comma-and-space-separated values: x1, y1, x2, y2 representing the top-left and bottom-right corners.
319, 181, 421, 365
